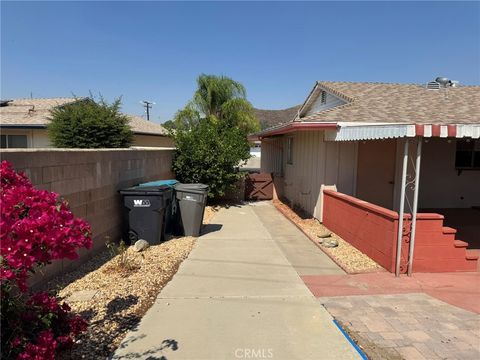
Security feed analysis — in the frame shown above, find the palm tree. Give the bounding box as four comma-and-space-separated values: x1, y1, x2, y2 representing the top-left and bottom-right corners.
173, 74, 260, 133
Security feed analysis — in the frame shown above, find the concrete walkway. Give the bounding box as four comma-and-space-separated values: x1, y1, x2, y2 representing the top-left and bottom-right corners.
113, 203, 360, 360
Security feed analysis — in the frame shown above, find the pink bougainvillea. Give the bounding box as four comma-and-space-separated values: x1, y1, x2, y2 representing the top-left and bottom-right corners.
0, 160, 92, 359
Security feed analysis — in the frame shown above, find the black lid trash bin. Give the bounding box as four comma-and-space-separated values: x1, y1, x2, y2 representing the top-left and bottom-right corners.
138, 180, 178, 235
174, 183, 208, 237
120, 185, 172, 245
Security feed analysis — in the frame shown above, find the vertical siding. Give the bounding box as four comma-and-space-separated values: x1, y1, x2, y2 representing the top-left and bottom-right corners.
260, 137, 284, 176
261, 130, 357, 219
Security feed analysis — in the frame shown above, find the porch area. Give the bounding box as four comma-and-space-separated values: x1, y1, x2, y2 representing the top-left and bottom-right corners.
329, 136, 480, 274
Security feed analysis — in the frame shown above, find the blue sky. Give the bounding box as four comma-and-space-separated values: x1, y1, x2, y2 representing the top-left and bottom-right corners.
2, 1, 479, 123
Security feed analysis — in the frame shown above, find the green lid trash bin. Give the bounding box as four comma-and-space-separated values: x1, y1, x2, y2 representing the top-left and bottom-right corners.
174, 183, 208, 237
120, 185, 172, 245
138, 180, 178, 234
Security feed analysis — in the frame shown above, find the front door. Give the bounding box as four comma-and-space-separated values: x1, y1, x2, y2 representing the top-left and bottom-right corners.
356, 140, 396, 209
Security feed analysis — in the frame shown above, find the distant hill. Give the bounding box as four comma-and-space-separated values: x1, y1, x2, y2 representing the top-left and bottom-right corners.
253, 105, 301, 130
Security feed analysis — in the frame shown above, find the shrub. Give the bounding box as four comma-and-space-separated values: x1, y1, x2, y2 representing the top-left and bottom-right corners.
0, 161, 92, 359
171, 74, 255, 199
172, 119, 250, 199
48, 97, 133, 148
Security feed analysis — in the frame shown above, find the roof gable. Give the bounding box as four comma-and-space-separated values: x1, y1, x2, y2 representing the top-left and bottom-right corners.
300, 85, 348, 118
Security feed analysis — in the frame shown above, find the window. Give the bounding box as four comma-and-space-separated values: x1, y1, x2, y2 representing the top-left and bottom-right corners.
455, 139, 480, 169
286, 137, 293, 165
0, 134, 28, 148
320, 91, 327, 104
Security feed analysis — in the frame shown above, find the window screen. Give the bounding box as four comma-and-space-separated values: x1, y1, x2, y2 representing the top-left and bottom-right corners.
455, 139, 480, 169
8, 135, 28, 148
1, 135, 6, 148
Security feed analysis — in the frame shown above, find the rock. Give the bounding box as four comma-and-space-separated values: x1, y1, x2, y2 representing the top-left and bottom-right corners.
317, 231, 332, 238
67, 290, 100, 302
321, 238, 339, 248
133, 239, 150, 252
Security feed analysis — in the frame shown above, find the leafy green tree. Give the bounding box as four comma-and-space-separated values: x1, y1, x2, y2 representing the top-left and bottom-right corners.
172, 74, 255, 199
48, 97, 133, 148
162, 119, 176, 131
172, 74, 260, 133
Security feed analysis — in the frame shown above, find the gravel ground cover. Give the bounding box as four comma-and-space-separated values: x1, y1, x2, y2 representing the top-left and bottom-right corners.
45, 206, 218, 359
272, 199, 382, 273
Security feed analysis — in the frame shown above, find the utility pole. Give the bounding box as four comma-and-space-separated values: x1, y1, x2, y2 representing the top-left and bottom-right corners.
141, 100, 155, 121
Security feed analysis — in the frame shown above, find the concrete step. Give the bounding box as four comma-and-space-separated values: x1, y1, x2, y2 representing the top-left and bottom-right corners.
454, 240, 469, 248
465, 249, 480, 260
442, 226, 457, 235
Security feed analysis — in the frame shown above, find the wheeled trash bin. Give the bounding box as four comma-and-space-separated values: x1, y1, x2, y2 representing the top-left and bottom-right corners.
119, 185, 172, 245
174, 183, 208, 237
138, 180, 178, 234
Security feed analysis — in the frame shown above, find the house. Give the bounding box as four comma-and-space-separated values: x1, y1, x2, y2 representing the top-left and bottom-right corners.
254, 79, 480, 274
0, 98, 173, 148
241, 106, 302, 171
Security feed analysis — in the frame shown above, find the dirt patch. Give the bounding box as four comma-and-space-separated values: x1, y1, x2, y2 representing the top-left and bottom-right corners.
272, 199, 382, 274
335, 319, 402, 360
203, 204, 220, 224
47, 206, 217, 359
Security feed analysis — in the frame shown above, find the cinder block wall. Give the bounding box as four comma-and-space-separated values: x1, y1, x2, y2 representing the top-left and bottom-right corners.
1, 148, 174, 285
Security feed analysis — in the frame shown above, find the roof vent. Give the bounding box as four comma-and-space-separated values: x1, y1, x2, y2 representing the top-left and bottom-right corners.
0, 100, 12, 107
435, 77, 451, 87
426, 77, 460, 90
426, 81, 440, 90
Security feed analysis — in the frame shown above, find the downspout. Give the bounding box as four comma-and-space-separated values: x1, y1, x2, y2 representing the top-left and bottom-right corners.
395, 139, 409, 277
407, 139, 422, 276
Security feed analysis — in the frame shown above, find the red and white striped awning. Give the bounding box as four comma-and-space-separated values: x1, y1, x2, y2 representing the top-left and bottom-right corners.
325, 122, 480, 141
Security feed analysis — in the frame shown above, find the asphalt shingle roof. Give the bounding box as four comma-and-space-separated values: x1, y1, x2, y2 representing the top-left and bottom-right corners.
300, 81, 480, 124
0, 98, 167, 135
254, 105, 301, 129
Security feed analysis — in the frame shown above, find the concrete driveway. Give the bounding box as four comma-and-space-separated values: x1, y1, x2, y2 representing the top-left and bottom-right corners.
113, 202, 360, 360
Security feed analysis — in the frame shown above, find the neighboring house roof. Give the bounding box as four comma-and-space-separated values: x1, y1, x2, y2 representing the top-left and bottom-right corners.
254, 105, 301, 129
298, 81, 480, 124
0, 98, 83, 127
127, 115, 168, 136
0, 98, 168, 136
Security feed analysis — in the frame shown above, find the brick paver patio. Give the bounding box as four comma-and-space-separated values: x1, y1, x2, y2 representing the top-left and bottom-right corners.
321, 293, 480, 360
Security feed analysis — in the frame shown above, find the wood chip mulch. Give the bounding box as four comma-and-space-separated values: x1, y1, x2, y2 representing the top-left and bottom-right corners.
272, 199, 382, 274
46, 206, 219, 359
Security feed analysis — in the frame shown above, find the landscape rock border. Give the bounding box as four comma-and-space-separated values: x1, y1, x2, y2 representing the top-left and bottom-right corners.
44, 206, 219, 359
272, 199, 383, 274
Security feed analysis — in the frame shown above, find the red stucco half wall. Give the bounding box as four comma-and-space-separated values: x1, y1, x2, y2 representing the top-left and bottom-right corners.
322, 190, 478, 273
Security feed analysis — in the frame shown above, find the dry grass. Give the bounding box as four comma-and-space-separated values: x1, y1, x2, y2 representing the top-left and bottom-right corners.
273, 199, 382, 273
47, 206, 218, 359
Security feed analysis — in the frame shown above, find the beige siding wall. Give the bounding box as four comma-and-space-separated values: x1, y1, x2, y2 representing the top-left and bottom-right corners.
356, 139, 397, 209
260, 137, 284, 176
261, 131, 357, 218
32, 129, 51, 147
132, 134, 174, 147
